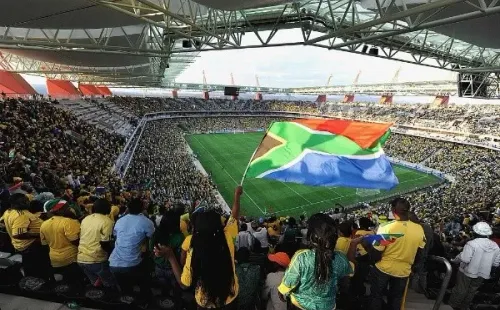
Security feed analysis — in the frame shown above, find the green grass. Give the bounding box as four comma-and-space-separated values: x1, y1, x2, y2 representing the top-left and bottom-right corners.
186, 132, 443, 218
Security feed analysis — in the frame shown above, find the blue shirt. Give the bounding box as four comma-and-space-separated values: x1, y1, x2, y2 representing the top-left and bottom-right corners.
109, 214, 155, 268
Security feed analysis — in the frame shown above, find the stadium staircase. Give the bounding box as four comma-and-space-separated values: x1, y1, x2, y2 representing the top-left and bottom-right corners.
419, 148, 444, 165
56, 99, 135, 137
405, 290, 453, 310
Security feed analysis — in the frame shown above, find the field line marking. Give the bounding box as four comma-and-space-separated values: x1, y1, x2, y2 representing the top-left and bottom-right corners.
282, 174, 433, 214
280, 182, 312, 204
192, 136, 265, 215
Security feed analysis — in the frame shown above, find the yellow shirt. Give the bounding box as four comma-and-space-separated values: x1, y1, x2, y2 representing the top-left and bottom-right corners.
2, 209, 42, 251
375, 220, 425, 277
181, 216, 239, 308
181, 234, 192, 252
40, 216, 81, 267
109, 205, 120, 222
77, 214, 114, 263
180, 214, 190, 237
354, 229, 375, 256
335, 236, 351, 255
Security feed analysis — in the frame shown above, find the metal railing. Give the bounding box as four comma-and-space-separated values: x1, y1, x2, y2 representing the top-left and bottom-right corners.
429, 255, 453, 310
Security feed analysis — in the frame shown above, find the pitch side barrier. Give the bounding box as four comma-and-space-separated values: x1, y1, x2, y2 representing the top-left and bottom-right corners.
387, 157, 454, 183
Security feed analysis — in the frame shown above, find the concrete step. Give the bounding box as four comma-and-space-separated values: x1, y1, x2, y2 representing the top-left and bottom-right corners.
405, 290, 453, 310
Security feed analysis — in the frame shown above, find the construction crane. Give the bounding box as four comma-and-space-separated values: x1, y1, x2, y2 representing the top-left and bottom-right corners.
343, 70, 361, 103
202, 70, 209, 100
230, 72, 238, 100
255, 74, 263, 100
326, 74, 333, 87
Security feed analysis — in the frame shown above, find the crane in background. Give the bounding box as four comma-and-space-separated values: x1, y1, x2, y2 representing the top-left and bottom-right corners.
202, 70, 209, 100
255, 74, 263, 100
342, 70, 361, 103
230, 72, 238, 100
379, 67, 401, 104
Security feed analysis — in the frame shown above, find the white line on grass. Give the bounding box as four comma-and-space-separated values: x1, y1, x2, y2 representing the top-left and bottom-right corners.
193, 136, 266, 215
280, 182, 312, 204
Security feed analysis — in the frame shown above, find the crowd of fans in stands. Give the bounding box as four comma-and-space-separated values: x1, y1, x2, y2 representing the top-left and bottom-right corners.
0, 96, 499, 310
0, 98, 124, 194
109, 96, 499, 136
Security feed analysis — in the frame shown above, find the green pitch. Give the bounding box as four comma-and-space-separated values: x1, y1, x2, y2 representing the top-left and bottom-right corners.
186, 132, 442, 218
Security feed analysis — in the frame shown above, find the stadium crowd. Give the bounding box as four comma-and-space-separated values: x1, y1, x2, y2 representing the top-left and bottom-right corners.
0, 96, 499, 310
108, 96, 500, 137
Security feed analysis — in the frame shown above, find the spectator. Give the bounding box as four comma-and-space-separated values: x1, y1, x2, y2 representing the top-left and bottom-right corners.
409, 212, 434, 294
350, 217, 374, 297
252, 220, 269, 254
77, 198, 117, 291
156, 186, 242, 309
235, 247, 261, 310
448, 222, 500, 310
363, 198, 425, 310
335, 221, 352, 255
1, 193, 52, 282
262, 252, 290, 310
278, 213, 360, 310
236, 223, 254, 251
149, 208, 185, 296
40, 199, 83, 289
109, 198, 155, 303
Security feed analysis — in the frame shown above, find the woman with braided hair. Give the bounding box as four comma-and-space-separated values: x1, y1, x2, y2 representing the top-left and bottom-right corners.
277, 213, 361, 310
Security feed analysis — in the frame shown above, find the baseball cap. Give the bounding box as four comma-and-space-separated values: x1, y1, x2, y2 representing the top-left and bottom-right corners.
268, 252, 290, 268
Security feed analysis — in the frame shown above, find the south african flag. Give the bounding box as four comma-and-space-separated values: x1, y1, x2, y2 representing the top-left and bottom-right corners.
364, 233, 405, 246
244, 119, 398, 190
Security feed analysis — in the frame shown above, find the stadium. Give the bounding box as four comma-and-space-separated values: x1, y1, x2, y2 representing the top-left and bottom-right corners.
0, 1, 500, 310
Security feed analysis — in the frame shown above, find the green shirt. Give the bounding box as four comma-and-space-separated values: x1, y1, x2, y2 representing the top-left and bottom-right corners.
278, 249, 353, 310
149, 232, 184, 267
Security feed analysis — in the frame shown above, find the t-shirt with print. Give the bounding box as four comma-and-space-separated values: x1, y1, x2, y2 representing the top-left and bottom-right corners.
181, 216, 239, 308
374, 220, 426, 278
278, 250, 353, 310
40, 216, 80, 267
78, 213, 114, 264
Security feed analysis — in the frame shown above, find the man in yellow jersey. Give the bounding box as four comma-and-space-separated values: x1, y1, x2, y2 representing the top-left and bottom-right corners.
41, 199, 84, 290
1, 193, 53, 282
362, 198, 425, 310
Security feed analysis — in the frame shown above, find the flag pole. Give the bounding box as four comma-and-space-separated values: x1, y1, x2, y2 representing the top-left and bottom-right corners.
239, 123, 274, 186
240, 147, 258, 185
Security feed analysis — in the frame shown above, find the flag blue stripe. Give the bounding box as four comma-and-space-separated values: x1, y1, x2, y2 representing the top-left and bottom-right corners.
261, 152, 399, 190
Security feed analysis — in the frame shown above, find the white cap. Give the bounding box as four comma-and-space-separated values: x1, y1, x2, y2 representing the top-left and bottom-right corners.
473, 222, 493, 236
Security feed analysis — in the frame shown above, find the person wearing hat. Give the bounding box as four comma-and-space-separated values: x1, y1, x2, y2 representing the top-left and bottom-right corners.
448, 221, 500, 310
40, 198, 84, 289
262, 252, 290, 310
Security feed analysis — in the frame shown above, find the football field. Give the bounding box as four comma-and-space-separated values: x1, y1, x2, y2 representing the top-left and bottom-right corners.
186, 132, 442, 217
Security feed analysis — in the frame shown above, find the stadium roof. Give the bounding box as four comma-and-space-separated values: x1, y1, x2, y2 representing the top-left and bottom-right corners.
1, 0, 500, 87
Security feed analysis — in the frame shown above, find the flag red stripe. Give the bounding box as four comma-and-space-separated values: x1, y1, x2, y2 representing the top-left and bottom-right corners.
293, 119, 392, 149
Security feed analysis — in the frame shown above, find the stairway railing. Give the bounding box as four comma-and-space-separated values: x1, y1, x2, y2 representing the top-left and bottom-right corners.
429, 255, 453, 310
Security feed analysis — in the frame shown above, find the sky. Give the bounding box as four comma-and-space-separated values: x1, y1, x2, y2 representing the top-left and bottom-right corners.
22, 29, 456, 92
175, 29, 455, 88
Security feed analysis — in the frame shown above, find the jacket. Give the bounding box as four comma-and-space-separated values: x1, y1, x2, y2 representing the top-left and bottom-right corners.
456, 238, 500, 279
